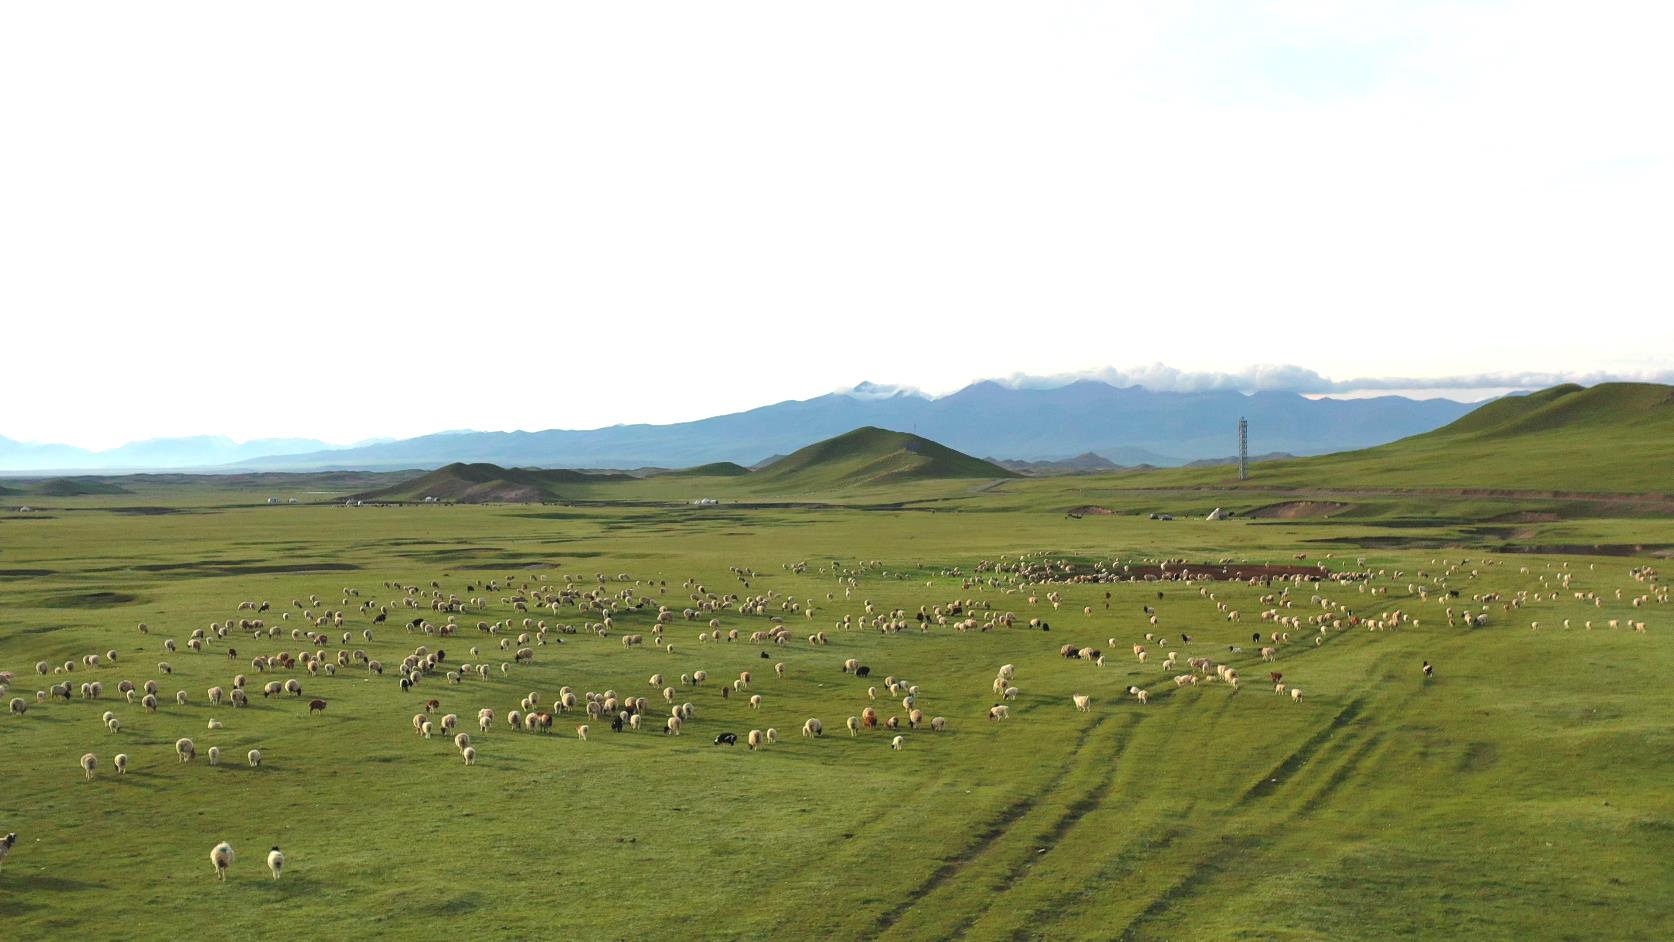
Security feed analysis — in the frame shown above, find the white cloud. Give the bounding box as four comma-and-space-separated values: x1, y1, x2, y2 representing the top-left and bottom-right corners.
978, 364, 1674, 397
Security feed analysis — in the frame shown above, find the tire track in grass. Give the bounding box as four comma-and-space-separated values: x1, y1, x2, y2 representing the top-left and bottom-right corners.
942, 715, 1140, 940
869, 715, 1110, 937
1240, 696, 1364, 802
1111, 697, 1373, 940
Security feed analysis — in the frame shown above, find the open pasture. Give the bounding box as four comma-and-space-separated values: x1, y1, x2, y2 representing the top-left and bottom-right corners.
2, 495, 1671, 940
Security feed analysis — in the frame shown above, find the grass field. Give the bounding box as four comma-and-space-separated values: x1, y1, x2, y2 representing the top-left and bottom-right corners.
2, 474, 1672, 940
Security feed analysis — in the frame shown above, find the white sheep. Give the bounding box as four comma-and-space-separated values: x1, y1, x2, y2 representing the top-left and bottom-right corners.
747, 729, 765, 749
576, 725, 589, 741
80, 753, 97, 779
765, 728, 779, 744
210, 841, 234, 881
462, 746, 477, 765
114, 753, 129, 774
891, 735, 904, 751
247, 749, 262, 768
1072, 694, 1091, 713
176, 738, 196, 762
802, 718, 823, 738
208, 746, 221, 766
266, 847, 284, 880
1291, 688, 1304, 703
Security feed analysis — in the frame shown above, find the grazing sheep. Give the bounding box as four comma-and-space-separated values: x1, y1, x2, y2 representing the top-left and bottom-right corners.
176, 690, 188, 705
105, 716, 121, 733
988, 705, 1010, 721
765, 728, 779, 744
207, 719, 223, 730
774, 662, 786, 678
891, 735, 904, 751
80, 753, 98, 779
9, 698, 26, 716
247, 749, 262, 768
747, 729, 765, 749
176, 738, 195, 762
576, 725, 589, 741
267, 847, 284, 880
114, 753, 129, 774
847, 716, 861, 736
462, 746, 477, 765
665, 715, 683, 736
210, 841, 234, 881
208, 746, 221, 766
1072, 694, 1091, 713
1291, 688, 1304, 703
802, 718, 823, 738
455, 733, 471, 751
930, 716, 947, 732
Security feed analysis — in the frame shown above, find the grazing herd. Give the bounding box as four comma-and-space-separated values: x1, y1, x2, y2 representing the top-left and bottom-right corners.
1, 555, 1661, 883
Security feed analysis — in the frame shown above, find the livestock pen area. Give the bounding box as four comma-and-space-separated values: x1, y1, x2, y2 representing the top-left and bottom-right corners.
1, 498, 1671, 940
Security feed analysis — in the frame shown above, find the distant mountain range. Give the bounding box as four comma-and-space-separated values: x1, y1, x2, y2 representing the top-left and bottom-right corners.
1, 380, 1480, 473
0, 434, 360, 473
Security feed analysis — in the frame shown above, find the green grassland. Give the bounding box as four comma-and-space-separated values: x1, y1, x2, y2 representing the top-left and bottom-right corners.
2, 468, 1672, 940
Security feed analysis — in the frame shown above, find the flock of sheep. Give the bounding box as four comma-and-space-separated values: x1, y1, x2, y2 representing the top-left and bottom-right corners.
1, 554, 1662, 882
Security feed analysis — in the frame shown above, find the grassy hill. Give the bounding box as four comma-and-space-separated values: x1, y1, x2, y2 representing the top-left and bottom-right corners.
1118, 383, 1674, 494
649, 461, 752, 478
23, 477, 132, 496
754, 427, 1019, 489
352, 462, 635, 503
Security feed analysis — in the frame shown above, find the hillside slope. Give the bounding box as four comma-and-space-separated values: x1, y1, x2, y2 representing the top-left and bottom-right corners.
1127, 383, 1674, 494
754, 427, 1018, 489
352, 463, 634, 503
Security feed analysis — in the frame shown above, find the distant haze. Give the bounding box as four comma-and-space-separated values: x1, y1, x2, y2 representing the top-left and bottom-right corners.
0, 376, 1486, 473
2, 3, 1670, 449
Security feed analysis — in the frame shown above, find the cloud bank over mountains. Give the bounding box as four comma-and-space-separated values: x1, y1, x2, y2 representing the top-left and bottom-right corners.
843, 364, 1674, 400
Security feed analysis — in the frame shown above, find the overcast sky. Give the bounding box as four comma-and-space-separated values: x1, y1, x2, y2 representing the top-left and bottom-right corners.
3, 1, 1670, 449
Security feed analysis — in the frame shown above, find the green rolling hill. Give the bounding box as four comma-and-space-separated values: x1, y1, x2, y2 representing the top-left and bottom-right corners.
1125, 383, 1674, 494
753, 427, 1019, 489
351, 462, 636, 503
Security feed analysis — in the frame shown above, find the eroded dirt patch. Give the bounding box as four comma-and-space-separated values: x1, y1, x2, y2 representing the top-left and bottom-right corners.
1246, 500, 1351, 519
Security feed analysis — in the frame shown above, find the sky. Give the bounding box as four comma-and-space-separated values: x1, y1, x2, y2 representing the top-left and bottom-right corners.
2, 1, 1670, 450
